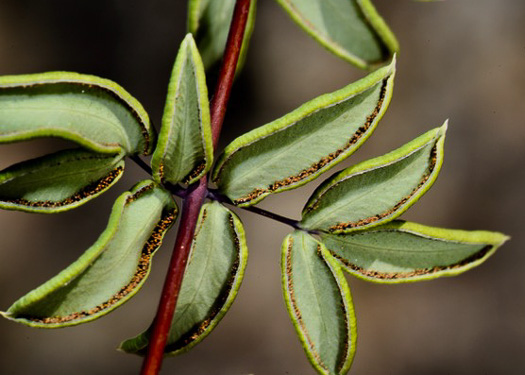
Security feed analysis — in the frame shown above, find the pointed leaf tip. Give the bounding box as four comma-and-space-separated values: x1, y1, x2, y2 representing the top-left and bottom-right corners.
440, 119, 449, 134
182, 32, 196, 44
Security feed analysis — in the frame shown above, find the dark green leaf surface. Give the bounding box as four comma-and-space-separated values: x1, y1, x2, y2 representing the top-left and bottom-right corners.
321, 221, 509, 283
282, 231, 356, 375
0, 149, 124, 213
0, 72, 155, 155
187, 0, 256, 71
275, 0, 398, 69
213, 59, 395, 207
301, 123, 447, 233
120, 201, 248, 355
1, 180, 177, 327
151, 34, 213, 186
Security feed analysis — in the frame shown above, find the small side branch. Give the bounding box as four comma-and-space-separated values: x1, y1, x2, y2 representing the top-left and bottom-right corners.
207, 188, 302, 230
130, 155, 153, 175
130, 155, 187, 198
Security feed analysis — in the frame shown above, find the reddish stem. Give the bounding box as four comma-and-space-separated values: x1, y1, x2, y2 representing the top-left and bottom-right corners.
210, 0, 251, 149
140, 1, 251, 374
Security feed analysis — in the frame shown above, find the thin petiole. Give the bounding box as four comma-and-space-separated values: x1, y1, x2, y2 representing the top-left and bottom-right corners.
207, 188, 303, 230
130, 154, 153, 175
129, 155, 187, 198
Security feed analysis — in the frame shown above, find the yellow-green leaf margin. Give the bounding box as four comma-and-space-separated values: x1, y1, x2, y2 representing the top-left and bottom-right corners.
212, 57, 396, 207
0, 72, 155, 155
1, 180, 177, 327
301, 122, 447, 233
151, 34, 213, 186
321, 220, 509, 284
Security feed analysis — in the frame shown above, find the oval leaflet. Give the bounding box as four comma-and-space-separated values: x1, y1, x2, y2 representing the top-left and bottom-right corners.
1, 180, 177, 327
120, 201, 248, 355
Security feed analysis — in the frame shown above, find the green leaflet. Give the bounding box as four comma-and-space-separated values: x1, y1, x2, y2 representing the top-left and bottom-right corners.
151, 34, 213, 186
213, 59, 395, 207
275, 0, 398, 69
282, 231, 356, 375
301, 123, 447, 233
0, 72, 154, 155
321, 221, 509, 283
120, 201, 248, 355
1, 180, 177, 327
0, 149, 124, 213
187, 0, 257, 71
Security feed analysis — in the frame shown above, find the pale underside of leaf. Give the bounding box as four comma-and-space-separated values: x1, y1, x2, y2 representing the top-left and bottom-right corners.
275, 0, 398, 69
152, 34, 212, 186
1, 180, 177, 327
187, 0, 257, 72
120, 201, 248, 355
0, 148, 125, 213
321, 220, 509, 283
0, 72, 154, 155
213, 60, 395, 207
282, 231, 355, 375
301, 124, 447, 233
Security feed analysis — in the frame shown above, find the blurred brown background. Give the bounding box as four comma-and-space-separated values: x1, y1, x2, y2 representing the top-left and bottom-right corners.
0, 0, 524, 374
